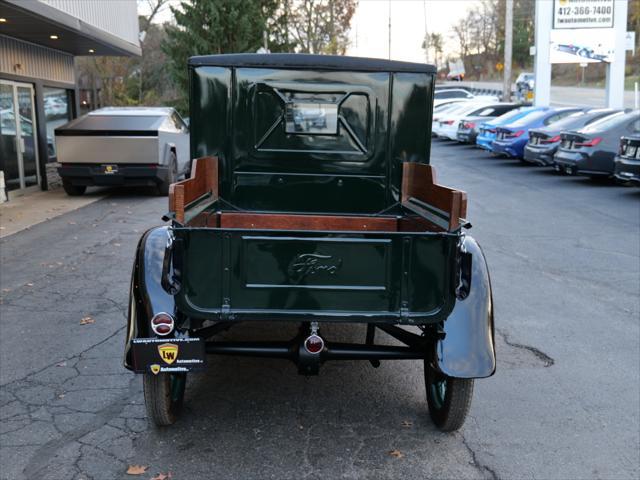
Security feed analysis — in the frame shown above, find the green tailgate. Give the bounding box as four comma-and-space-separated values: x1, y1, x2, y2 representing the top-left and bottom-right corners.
175, 228, 457, 324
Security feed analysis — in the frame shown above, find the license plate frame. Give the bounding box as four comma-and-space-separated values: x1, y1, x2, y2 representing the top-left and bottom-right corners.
131, 337, 206, 374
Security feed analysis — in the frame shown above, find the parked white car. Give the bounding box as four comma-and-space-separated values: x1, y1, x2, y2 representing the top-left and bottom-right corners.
433, 102, 498, 140
431, 102, 473, 136
434, 88, 475, 107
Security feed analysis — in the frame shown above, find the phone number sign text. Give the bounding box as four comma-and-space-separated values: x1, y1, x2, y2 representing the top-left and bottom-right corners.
553, 0, 614, 29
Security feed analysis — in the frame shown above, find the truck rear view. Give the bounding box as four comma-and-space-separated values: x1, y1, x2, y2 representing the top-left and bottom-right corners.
124, 54, 495, 432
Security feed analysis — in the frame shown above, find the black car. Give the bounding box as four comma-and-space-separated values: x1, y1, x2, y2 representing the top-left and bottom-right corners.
523, 109, 619, 166
614, 135, 640, 186
553, 111, 640, 177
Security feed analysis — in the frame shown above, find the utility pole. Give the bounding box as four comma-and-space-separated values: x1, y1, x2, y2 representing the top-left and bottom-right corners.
502, 0, 513, 102
423, 0, 429, 63
388, 0, 391, 60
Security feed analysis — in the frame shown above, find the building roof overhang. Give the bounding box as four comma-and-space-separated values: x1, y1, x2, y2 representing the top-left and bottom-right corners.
0, 0, 141, 57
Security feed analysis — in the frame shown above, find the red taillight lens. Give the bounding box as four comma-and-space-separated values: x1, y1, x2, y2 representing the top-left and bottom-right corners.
304, 334, 324, 354
463, 122, 476, 129
488, 129, 496, 133
151, 312, 175, 336
575, 137, 602, 147
542, 135, 561, 144
510, 130, 525, 138
443, 120, 454, 125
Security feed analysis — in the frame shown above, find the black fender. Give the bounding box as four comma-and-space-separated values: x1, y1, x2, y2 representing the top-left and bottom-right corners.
124, 226, 175, 370
435, 235, 496, 378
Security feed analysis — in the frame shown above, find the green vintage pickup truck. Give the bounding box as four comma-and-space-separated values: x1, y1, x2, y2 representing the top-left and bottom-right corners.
124, 54, 495, 432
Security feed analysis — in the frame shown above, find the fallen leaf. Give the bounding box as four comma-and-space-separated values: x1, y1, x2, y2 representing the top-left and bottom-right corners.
56, 361, 67, 367
125, 465, 148, 475
401, 421, 413, 428
150, 473, 171, 480
80, 316, 95, 325
389, 449, 404, 459
1, 288, 10, 293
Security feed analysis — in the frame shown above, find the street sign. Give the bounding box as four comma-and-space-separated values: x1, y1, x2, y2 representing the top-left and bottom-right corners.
553, 0, 614, 29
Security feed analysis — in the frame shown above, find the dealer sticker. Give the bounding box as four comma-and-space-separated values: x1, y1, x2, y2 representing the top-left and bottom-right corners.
132, 337, 205, 373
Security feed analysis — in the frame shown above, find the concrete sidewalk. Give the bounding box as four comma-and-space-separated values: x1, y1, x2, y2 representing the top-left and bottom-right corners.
0, 188, 106, 238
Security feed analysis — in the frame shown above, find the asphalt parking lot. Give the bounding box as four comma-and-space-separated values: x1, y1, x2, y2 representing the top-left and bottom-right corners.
1, 140, 638, 480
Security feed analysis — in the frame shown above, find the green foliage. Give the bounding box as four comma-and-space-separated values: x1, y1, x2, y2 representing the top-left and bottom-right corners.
289, 0, 357, 54
162, 0, 358, 112
163, 0, 274, 112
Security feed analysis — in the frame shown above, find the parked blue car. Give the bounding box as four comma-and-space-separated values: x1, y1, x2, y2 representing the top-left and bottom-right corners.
476, 106, 546, 151
491, 107, 584, 158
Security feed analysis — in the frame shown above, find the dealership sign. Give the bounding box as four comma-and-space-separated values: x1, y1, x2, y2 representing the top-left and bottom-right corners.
553, 0, 614, 29
550, 28, 615, 63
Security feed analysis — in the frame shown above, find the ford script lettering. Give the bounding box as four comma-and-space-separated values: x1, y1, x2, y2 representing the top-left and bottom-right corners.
288, 253, 343, 278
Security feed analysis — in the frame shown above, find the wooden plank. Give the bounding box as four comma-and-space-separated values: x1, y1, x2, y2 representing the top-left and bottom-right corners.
220, 212, 398, 232
168, 156, 218, 224
401, 162, 467, 231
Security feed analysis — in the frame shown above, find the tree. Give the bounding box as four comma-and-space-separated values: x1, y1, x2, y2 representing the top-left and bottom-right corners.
289, 0, 357, 54
163, 0, 289, 112
452, 15, 472, 60
430, 33, 444, 69
76, 0, 175, 109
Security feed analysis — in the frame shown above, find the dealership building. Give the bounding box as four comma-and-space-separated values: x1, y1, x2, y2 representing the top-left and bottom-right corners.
0, 0, 140, 200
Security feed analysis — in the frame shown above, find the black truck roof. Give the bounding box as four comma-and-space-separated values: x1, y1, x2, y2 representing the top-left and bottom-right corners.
188, 53, 436, 74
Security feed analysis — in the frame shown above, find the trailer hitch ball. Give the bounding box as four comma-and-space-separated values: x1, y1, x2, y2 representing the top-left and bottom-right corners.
304, 334, 324, 354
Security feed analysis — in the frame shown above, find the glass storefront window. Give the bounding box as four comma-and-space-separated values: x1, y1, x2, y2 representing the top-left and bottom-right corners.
43, 87, 72, 160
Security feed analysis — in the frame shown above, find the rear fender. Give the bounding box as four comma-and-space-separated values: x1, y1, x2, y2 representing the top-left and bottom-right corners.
435, 235, 496, 378
123, 226, 175, 370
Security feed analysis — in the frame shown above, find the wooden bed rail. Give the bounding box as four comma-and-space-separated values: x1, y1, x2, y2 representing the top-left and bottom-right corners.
401, 163, 467, 231
169, 156, 219, 223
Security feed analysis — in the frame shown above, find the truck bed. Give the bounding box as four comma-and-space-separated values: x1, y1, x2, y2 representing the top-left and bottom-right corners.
173, 213, 458, 324
167, 157, 467, 325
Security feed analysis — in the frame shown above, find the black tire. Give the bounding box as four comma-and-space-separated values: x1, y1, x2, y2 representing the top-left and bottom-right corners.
157, 153, 177, 196
425, 360, 474, 432
589, 175, 611, 183
142, 372, 186, 426
62, 180, 86, 196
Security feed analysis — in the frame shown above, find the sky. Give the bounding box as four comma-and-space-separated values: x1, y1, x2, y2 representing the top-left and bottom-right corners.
141, 0, 479, 62
348, 0, 479, 63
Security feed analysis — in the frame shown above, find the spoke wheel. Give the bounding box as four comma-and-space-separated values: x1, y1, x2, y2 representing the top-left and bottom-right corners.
425, 360, 474, 432
143, 372, 186, 426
